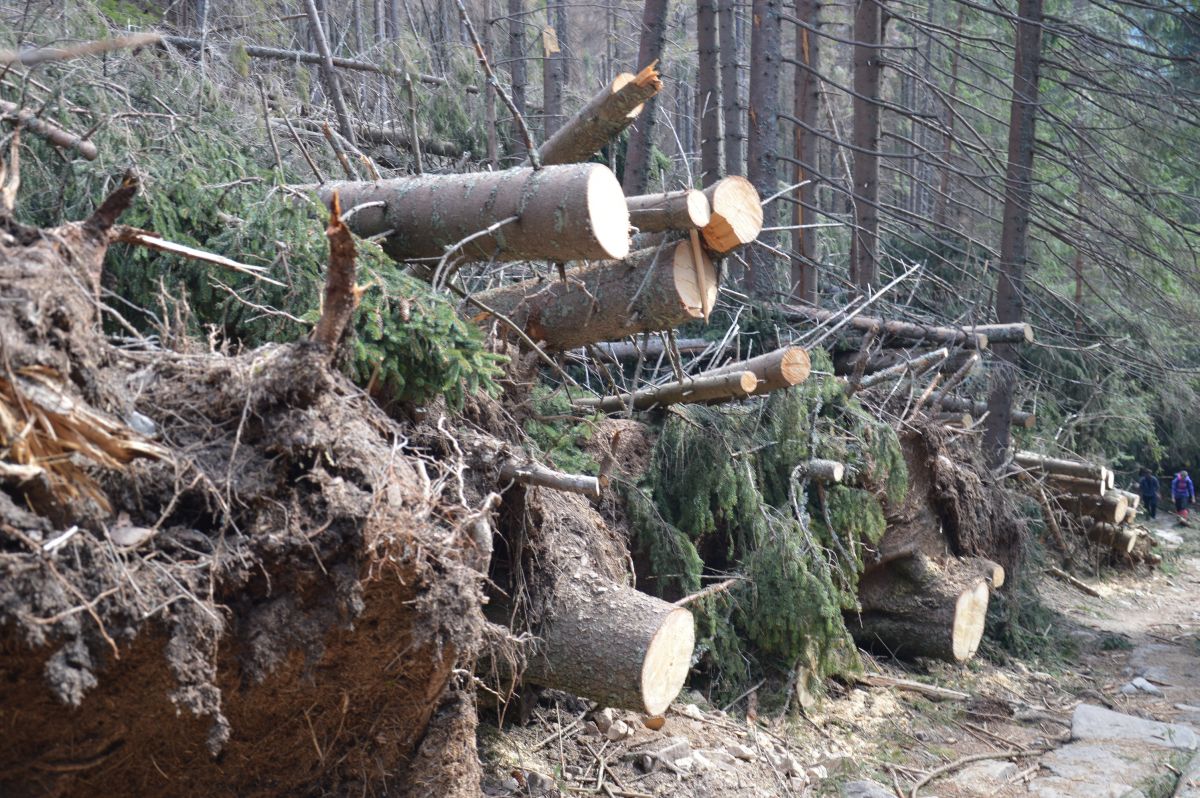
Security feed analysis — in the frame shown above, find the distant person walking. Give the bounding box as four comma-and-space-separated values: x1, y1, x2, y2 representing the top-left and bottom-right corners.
1139, 468, 1160, 519
1172, 470, 1195, 520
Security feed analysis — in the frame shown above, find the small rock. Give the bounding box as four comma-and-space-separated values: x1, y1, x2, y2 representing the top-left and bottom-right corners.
809, 764, 829, 780
681, 703, 704, 721
125, 410, 157, 437
1072, 703, 1199, 750
728, 743, 755, 761
582, 721, 602, 737
606, 719, 631, 741
701, 748, 738, 768
649, 736, 692, 770
951, 758, 1018, 792
593, 707, 615, 733
1132, 676, 1165, 697
841, 780, 894, 798
673, 755, 694, 772
499, 776, 520, 792
783, 753, 805, 778
691, 750, 714, 771
643, 715, 666, 731
525, 771, 557, 796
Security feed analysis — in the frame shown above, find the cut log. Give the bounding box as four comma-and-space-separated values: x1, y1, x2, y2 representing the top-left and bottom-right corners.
965, 322, 1035, 343
780, 305, 990, 350
523, 580, 694, 715
700, 176, 764, 254
835, 348, 977, 379
1114, 489, 1140, 511
287, 118, 464, 158
322, 163, 630, 264
1063, 491, 1129, 524
470, 241, 715, 351
705, 346, 811, 394
1086, 522, 1137, 554
799, 458, 845, 483
973, 558, 1006, 589
1013, 451, 1106, 481
500, 461, 600, 498
1042, 473, 1107, 497
933, 395, 1035, 428
536, 63, 663, 166
1047, 566, 1102, 597
852, 552, 990, 663
935, 412, 974, 428
627, 190, 712, 232
576, 370, 758, 413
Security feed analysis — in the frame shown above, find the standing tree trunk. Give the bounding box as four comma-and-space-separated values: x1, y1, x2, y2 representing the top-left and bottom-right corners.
984, 0, 1044, 467
849, 0, 882, 291
718, 0, 744, 176
746, 0, 782, 299
791, 0, 820, 302
543, 1, 567, 138
304, 0, 357, 146
484, 0, 499, 166
623, 0, 671, 194
698, 0, 722, 187
507, 0, 528, 156
933, 2, 965, 229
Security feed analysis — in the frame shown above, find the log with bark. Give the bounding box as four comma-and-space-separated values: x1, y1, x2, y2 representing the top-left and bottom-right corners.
0, 100, 98, 160
1064, 491, 1129, 524
569, 337, 716, 363
522, 576, 695, 715
700, 176, 764, 254
798, 458, 845, 483
536, 63, 663, 166
930, 395, 1035, 428
1043, 473, 1107, 497
469, 241, 715, 351
855, 348, 948, 390
627, 189, 712, 232
705, 346, 811, 394
852, 552, 992, 663
835, 348, 978, 379
575, 370, 758, 413
1086, 521, 1137, 554
780, 305, 991, 349
322, 163, 631, 265
1013, 451, 1106, 481
288, 118, 464, 158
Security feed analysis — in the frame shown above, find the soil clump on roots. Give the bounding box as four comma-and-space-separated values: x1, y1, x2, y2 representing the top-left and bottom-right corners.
0, 184, 486, 796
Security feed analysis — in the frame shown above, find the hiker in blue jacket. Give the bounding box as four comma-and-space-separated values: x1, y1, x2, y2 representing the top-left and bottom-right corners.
1172, 470, 1195, 520
1139, 468, 1160, 519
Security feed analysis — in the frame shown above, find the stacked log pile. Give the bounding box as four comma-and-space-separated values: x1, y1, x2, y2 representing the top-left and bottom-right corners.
1011, 450, 1158, 563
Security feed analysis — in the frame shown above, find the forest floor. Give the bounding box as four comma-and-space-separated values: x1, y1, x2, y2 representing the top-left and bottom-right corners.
478, 513, 1200, 797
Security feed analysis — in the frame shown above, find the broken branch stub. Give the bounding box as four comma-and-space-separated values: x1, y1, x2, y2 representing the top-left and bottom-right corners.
323, 163, 630, 264
311, 192, 360, 355
536, 63, 663, 166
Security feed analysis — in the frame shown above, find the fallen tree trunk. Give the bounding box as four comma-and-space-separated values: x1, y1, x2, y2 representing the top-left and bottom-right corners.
856, 348, 948, 390
852, 552, 991, 663
469, 241, 715, 351
700, 176, 764, 254
0, 100, 98, 160
933, 395, 1035, 428
323, 163, 630, 264
780, 305, 990, 350
536, 63, 663, 166
1064, 491, 1129, 524
835, 348, 978, 379
1014, 451, 1106, 481
705, 346, 811, 394
1043, 473, 1107, 497
522, 576, 695, 716
962, 322, 1034, 343
1087, 522, 1137, 554
627, 189, 712, 232
500, 461, 600, 498
575, 370, 758, 413
571, 337, 715, 362
288, 118, 464, 158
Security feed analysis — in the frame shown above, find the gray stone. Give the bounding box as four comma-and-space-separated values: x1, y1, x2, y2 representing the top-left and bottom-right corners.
840, 780, 894, 798
1154, 530, 1185, 546
605, 719, 631, 741
950, 758, 1019, 793
1027, 741, 1171, 798
1132, 676, 1165, 697
1072, 703, 1198, 750
593, 707, 615, 733
727, 742, 755, 761
1177, 751, 1200, 797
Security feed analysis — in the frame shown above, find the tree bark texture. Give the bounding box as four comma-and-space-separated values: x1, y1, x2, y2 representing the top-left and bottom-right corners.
537, 64, 662, 166
470, 241, 716, 351
542, 1, 567, 138
985, 0, 1044, 467
791, 0, 821, 302
849, 0, 882, 291
1013, 452, 1105, 482
322, 164, 630, 264
852, 552, 991, 663
622, 0, 671, 194
627, 190, 712, 233
697, 0, 722, 187
1086, 521, 1137, 554
780, 305, 990, 349
746, 0, 782, 299
933, 395, 1034, 428
718, 0, 744, 176
507, 0, 529, 155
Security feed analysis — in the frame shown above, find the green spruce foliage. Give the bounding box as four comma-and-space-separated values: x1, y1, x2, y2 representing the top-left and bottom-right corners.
624, 351, 907, 698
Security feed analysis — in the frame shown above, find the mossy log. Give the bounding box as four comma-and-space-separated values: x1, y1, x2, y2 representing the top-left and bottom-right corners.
627, 189, 712, 232
523, 578, 695, 716
852, 552, 991, 663
322, 164, 630, 264
575, 370, 758, 413
700, 176, 764, 254
934, 395, 1035, 428
536, 64, 663, 166
469, 241, 715, 351
705, 346, 811, 395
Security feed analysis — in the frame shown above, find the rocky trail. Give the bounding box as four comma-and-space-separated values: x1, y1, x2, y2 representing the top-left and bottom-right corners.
477, 512, 1200, 798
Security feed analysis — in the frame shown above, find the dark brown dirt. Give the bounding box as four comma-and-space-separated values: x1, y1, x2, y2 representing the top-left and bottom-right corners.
0, 193, 486, 795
